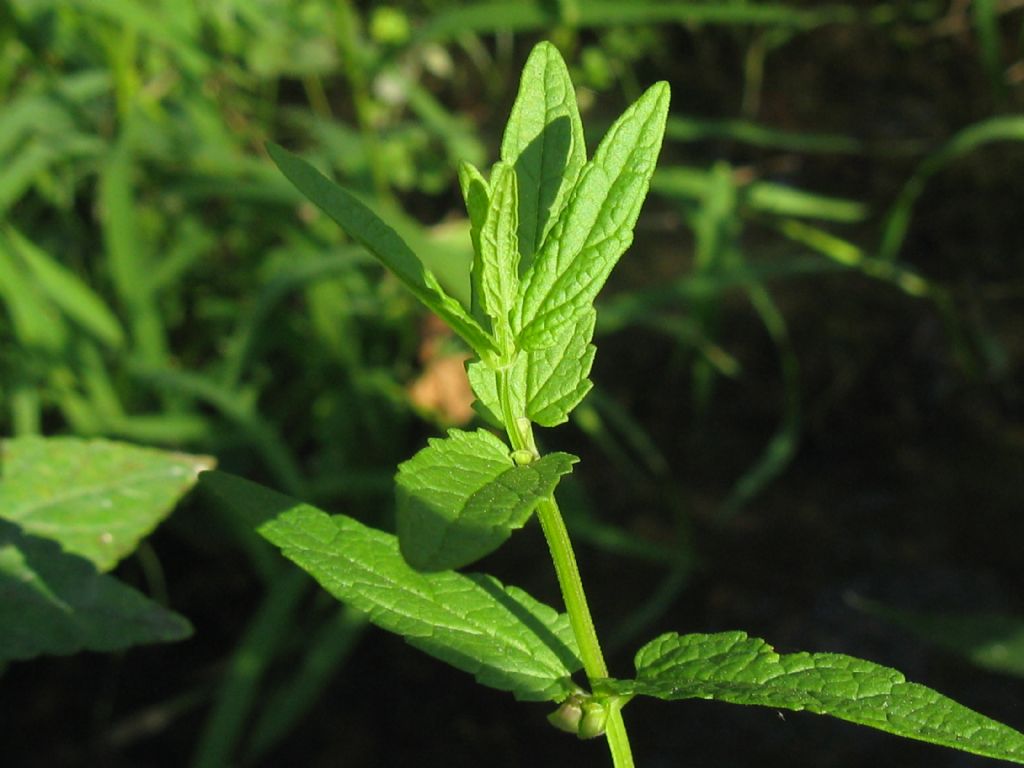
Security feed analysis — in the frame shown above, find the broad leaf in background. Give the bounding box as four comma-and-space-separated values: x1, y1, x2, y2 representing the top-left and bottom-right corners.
396, 428, 576, 571
515, 81, 670, 350
266, 143, 497, 358
500, 40, 586, 268
601, 631, 1024, 764
0, 437, 213, 571
467, 307, 596, 427
203, 471, 583, 702
0, 520, 192, 661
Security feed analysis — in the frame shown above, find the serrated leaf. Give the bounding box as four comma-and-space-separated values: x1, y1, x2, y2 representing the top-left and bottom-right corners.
396, 428, 576, 571
458, 160, 491, 327
0, 437, 213, 571
203, 471, 582, 701
501, 41, 586, 268
602, 631, 1024, 764
478, 162, 520, 350
516, 81, 670, 350
468, 308, 596, 427
0, 519, 192, 661
267, 143, 496, 357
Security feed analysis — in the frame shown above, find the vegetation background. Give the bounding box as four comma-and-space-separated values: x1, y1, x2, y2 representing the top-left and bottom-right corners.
1, 1, 1023, 766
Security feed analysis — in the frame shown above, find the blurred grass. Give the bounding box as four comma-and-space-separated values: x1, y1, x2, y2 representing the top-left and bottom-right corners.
2, 1, 1023, 765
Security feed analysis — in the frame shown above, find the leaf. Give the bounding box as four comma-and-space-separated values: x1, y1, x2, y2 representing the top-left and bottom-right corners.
516, 81, 670, 350
602, 631, 1024, 764
477, 162, 520, 348
0, 437, 214, 572
267, 143, 496, 357
203, 471, 583, 702
396, 428, 577, 571
0, 519, 192, 662
468, 308, 597, 427
500, 41, 586, 268
458, 160, 491, 327
2, 225, 125, 349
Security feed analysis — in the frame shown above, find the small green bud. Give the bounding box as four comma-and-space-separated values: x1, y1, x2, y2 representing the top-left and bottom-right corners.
578, 700, 609, 739
511, 449, 535, 466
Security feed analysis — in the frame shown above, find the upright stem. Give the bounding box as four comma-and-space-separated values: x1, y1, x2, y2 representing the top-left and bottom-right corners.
533, 496, 606, 679
498, 371, 634, 767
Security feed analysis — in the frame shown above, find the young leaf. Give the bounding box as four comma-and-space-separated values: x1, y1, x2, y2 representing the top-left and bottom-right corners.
501, 41, 586, 268
203, 471, 583, 702
602, 631, 1024, 764
477, 162, 520, 350
467, 307, 596, 427
0, 519, 192, 661
515, 81, 670, 350
396, 428, 577, 571
457, 160, 491, 327
267, 143, 496, 357
0, 437, 213, 572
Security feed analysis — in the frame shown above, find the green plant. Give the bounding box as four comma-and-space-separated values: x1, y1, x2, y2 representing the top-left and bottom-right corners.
197, 41, 1024, 766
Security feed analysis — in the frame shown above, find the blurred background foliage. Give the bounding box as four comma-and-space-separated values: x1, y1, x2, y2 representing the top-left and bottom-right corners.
1, 1, 1023, 766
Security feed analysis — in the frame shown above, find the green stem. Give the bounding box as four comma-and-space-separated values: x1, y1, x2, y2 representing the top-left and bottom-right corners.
498, 372, 634, 767
533, 496, 605, 678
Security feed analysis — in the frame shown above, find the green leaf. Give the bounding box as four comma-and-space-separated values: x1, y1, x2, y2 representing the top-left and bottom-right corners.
0, 519, 192, 661
458, 160, 491, 327
266, 143, 496, 357
516, 81, 670, 350
602, 631, 1024, 764
2, 226, 125, 349
396, 428, 576, 571
468, 308, 596, 427
0, 437, 214, 572
477, 162, 520, 349
203, 471, 583, 701
501, 41, 586, 268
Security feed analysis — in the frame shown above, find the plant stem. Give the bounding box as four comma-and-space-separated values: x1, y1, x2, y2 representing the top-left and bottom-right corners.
533, 496, 605, 678
498, 371, 634, 767
533, 494, 634, 767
